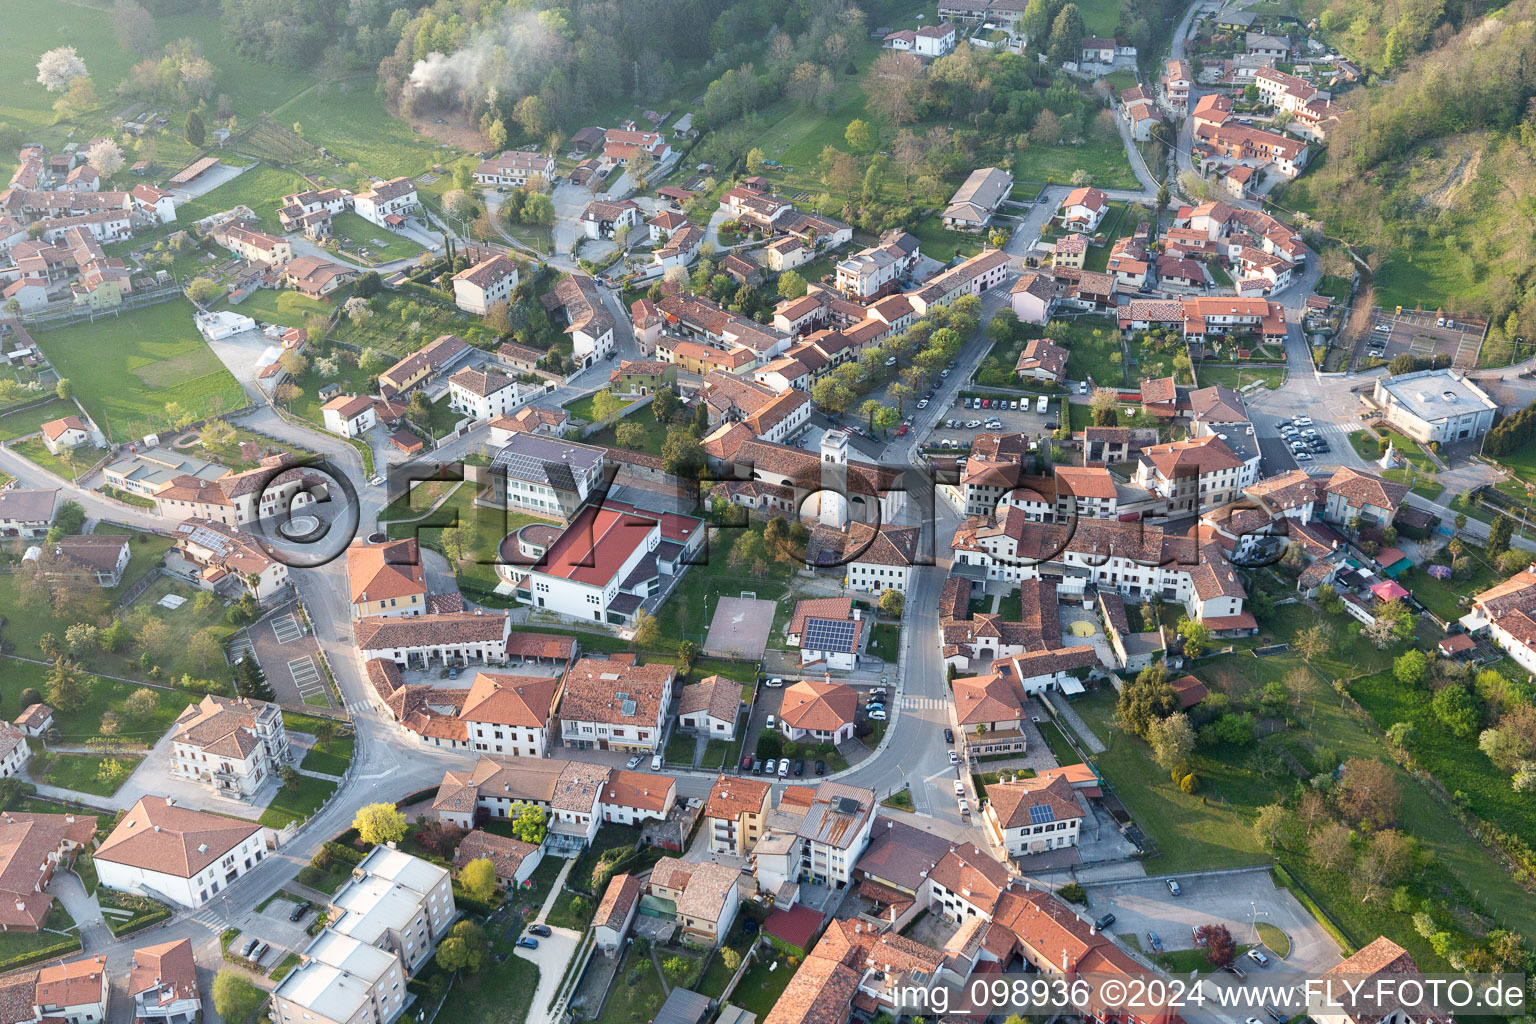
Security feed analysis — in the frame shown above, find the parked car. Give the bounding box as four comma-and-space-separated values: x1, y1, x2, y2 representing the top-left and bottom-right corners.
949, 750, 959, 764
528, 925, 552, 937
242, 938, 260, 958
626, 755, 642, 769
766, 714, 776, 730
953, 780, 965, 795
1095, 913, 1116, 931
516, 938, 539, 950
1296, 451, 1313, 461
289, 902, 310, 922
944, 727, 954, 743
895, 424, 908, 436
868, 709, 888, 721
1294, 416, 1312, 426
815, 760, 827, 775
1147, 931, 1164, 952
766, 677, 784, 687
777, 760, 790, 778
1247, 949, 1270, 967
917, 399, 929, 409
1079, 381, 1089, 394
740, 755, 754, 772
870, 687, 887, 697
884, 357, 897, 366
763, 758, 776, 775
957, 797, 969, 815
793, 759, 805, 776
1166, 879, 1182, 896
940, 368, 951, 377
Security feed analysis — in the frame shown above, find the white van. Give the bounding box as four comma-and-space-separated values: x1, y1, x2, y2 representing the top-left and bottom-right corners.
650, 754, 663, 771
1036, 395, 1048, 412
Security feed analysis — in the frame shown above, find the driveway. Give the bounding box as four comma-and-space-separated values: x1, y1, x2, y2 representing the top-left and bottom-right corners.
52, 869, 112, 952
1083, 867, 1343, 972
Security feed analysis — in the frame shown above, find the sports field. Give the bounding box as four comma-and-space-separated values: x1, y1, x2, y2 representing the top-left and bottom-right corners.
31, 300, 247, 441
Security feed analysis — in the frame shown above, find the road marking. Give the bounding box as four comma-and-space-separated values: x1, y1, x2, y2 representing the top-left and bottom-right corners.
287, 656, 325, 698
226, 636, 254, 664
899, 697, 949, 710
271, 614, 304, 644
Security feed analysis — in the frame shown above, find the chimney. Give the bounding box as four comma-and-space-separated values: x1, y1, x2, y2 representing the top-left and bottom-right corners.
153, 825, 161, 832
1062, 949, 1069, 971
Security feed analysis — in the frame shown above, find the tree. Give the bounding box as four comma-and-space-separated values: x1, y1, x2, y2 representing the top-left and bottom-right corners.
1089, 387, 1119, 426
590, 389, 628, 422
778, 270, 808, 299
138, 618, 173, 664
64, 622, 98, 658
112, 0, 155, 53
1336, 757, 1401, 828
866, 51, 924, 124
184, 277, 223, 305
1046, 3, 1085, 65
661, 427, 705, 478
1488, 513, 1514, 555
46, 658, 89, 712
845, 119, 875, 153
879, 589, 904, 617
85, 140, 125, 181
36, 47, 88, 92
212, 971, 265, 1024
720, 947, 741, 971
1393, 650, 1428, 686
188, 631, 224, 675
459, 857, 498, 901
443, 189, 479, 221
1196, 923, 1236, 966
1147, 713, 1195, 770
1176, 617, 1212, 658
1430, 684, 1479, 738
1293, 624, 1332, 662
511, 802, 547, 844
119, 687, 157, 722
633, 609, 661, 647
353, 803, 407, 846
746, 148, 767, 175
614, 422, 646, 449
1252, 804, 1296, 851
184, 109, 205, 147
236, 655, 272, 701
663, 956, 691, 982
1117, 662, 1178, 738
1311, 821, 1353, 871
450, 920, 490, 972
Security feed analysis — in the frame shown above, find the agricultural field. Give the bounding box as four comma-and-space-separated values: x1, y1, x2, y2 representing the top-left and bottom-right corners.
30, 300, 248, 441
175, 164, 314, 236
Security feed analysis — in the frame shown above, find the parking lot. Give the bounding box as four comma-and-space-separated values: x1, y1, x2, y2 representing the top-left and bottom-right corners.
1352, 308, 1487, 371
1083, 868, 1343, 970
248, 600, 334, 709
927, 393, 1061, 447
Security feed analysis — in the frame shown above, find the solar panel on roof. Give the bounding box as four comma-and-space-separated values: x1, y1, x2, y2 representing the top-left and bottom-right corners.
1028, 803, 1055, 824
836, 796, 860, 814
802, 617, 857, 652
620, 699, 637, 717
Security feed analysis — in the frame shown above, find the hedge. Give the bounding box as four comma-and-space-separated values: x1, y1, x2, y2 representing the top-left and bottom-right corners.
0, 938, 82, 974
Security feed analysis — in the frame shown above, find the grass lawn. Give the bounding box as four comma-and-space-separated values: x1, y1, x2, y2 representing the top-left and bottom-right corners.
30, 750, 139, 797
435, 932, 540, 1024
1347, 430, 1380, 460
593, 944, 667, 1024
218, 287, 334, 329
259, 774, 338, 828
664, 732, 696, 767
729, 952, 799, 1018
650, 524, 796, 650
701, 738, 732, 770
0, 665, 182, 752
383, 481, 545, 598
31, 299, 248, 442
998, 588, 1023, 620
0, 399, 78, 441
1013, 137, 1139, 189
269, 78, 446, 181
175, 164, 315, 236
1196, 364, 1286, 391
904, 215, 985, 264
1058, 317, 1125, 387
1153, 946, 1251, 974
299, 746, 352, 776
1036, 718, 1082, 766
183, 424, 316, 473
0, 904, 78, 962
328, 210, 424, 264
8, 438, 106, 482
867, 622, 899, 662
1256, 922, 1291, 957
584, 410, 669, 457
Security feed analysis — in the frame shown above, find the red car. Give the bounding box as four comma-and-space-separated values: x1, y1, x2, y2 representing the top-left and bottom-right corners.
896, 424, 908, 436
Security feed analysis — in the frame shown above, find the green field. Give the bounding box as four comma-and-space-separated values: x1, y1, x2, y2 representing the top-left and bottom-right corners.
1013, 137, 1140, 189
220, 288, 334, 329
1059, 317, 1127, 387
259, 774, 337, 829
31, 300, 247, 441
30, 749, 138, 797
271, 82, 442, 179
0, 398, 77, 441
328, 211, 423, 263
175, 164, 314, 236
1195, 364, 1286, 391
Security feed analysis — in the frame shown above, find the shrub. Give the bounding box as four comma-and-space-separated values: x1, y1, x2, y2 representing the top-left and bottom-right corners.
1179, 772, 1200, 794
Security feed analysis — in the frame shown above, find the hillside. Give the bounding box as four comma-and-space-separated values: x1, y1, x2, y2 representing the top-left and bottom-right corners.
1276, 0, 1536, 357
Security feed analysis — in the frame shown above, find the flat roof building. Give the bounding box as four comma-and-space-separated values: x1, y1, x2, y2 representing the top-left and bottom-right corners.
1372, 368, 1497, 445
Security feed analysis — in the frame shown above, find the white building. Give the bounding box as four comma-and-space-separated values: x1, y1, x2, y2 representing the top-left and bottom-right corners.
982, 773, 1084, 857
0, 723, 32, 780
452, 255, 519, 315
327, 846, 455, 974
35, 956, 108, 1024
128, 939, 200, 1024
320, 395, 377, 438
1373, 368, 1498, 445
488, 432, 607, 520
271, 930, 407, 1024
472, 152, 556, 188
94, 797, 269, 907
0, 488, 58, 540
558, 658, 676, 753
169, 695, 290, 801
351, 178, 418, 230
447, 366, 525, 422
355, 611, 513, 671
676, 675, 740, 740
592, 874, 642, 952
460, 673, 558, 758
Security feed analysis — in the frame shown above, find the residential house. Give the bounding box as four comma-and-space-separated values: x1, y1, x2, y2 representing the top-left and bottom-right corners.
472, 152, 556, 187
378, 334, 472, 399
1310, 938, 1438, 1024
270, 931, 408, 1024
1010, 272, 1060, 325
94, 797, 268, 907
214, 222, 292, 266
786, 597, 866, 672
1059, 187, 1108, 232
1133, 432, 1259, 514
451, 830, 541, 889
546, 274, 616, 368
13, 705, 54, 737
39, 416, 89, 454
806, 521, 920, 594
0, 810, 96, 932
460, 672, 558, 759
778, 679, 857, 744
1321, 466, 1408, 530
326, 846, 455, 973
580, 199, 641, 240
647, 860, 740, 946
169, 695, 290, 801
705, 776, 772, 856
608, 360, 677, 396
982, 773, 1084, 857
447, 366, 524, 422
346, 539, 427, 620
593, 874, 643, 951
352, 178, 418, 230
1013, 338, 1068, 384
558, 656, 676, 753
321, 395, 377, 439
355, 610, 513, 670
128, 939, 199, 1024
172, 518, 290, 601
34, 957, 107, 1024
599, 771, 676, 826
677, 675, 741, 740
1162, 58, 1192, 110
452, 255, 519, 315
283, 257, 356, 298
